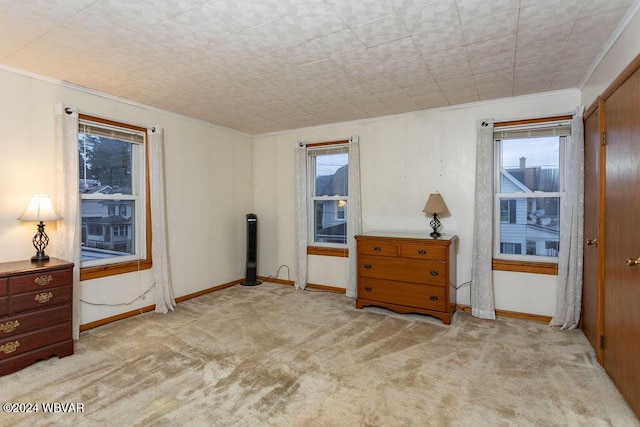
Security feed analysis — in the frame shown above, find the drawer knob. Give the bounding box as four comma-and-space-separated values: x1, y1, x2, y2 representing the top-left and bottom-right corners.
418, 249, 427, 255
1, 320, 20, 334
430, 270, 439, 276
364, 286, 373, 292
34, 292, 54, 304
34, 274, 53, 286
364, 264, 372, 269
373, 246, 382, 251
429, 296, 439, 301
1, 341, 20, 354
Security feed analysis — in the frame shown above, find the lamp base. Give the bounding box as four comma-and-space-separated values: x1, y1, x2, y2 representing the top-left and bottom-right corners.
30, 222, 51, 263
429, 214, 442, 238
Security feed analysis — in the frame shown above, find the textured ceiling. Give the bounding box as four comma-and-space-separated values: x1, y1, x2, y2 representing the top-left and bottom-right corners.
0, 0, 636, 135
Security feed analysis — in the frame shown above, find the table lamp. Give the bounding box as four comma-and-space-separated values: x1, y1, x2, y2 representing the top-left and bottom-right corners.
17, 194, 63, 262
422, 193, 450, 238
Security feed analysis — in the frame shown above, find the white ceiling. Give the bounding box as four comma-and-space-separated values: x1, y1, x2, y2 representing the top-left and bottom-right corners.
0, 0, 636, 135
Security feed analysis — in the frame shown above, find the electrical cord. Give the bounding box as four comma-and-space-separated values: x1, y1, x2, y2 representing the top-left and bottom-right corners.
454, 280, 472, 313
455, 280, 471, 290
263, 264, 341, 293
263, 264, 293, 285
80, 282, 156, 306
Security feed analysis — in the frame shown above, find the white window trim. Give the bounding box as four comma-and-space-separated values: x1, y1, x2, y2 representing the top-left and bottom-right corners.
492, 131, 567, 264
307, 143, 349, 248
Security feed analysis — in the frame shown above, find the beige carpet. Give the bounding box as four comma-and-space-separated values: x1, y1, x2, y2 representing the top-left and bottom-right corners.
2, 282, 638, 426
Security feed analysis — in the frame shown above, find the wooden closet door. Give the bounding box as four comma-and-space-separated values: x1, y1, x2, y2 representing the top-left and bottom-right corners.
604, 66, 640, 417
581, 104, 603, 363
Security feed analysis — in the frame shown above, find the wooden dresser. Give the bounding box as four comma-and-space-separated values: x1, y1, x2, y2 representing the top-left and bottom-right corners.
0, 258, 74, 376
355, 232, 458, 324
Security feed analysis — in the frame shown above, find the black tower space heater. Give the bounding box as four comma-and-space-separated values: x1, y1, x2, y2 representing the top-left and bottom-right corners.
241, 213, 261, 286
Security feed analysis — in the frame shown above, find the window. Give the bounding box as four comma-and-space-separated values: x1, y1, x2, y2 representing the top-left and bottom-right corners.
500, 199, 516, 223
494, 118, 570, 263
78, 114, 151, 280
500, 242, 522, 254
308, 143, 349, 246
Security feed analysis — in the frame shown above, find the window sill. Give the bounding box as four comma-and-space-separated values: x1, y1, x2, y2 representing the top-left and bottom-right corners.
80, 259, 152, 281
307, 246, 349, 258
492, 259, 558, 275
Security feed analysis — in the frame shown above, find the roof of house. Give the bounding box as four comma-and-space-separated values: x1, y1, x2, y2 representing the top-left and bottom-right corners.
317, 164, 348, 196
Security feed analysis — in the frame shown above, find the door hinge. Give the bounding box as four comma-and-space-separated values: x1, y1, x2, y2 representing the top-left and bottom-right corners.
601, 132, 607, 146
600, 335, 605, 350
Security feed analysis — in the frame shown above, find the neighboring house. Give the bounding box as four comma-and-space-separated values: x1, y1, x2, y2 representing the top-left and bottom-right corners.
315, 164, 348, 243
79, 184, 133, 259
500, 158, 559, 257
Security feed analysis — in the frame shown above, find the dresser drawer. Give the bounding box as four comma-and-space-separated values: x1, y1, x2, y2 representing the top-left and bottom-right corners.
0, 279, 7, 296
359, 255, 446, 286
0, 297, 8, 316
11, 285, 72, 313
358, 278, 446, 312
357, 239, 398, 257
11, 269, 72, 294
399, 243, 446, 261
1, 305, 71, 338
0, 323, 71, 361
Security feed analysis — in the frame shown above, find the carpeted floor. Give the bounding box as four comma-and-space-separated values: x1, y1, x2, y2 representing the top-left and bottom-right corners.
2, 282, 638, 426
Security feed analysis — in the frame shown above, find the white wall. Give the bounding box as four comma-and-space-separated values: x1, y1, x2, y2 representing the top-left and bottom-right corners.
0, 67, 253, 325
581, 4, 640, 107
254, 90, 581, 317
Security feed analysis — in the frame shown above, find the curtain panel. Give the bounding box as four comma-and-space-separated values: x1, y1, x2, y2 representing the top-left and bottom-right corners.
471, 119, 497, 320
54, 103, 81, 340
148, 126, 177, 314
294, 142, 308, 290
550, 107, 585, 329
346, 135, 362, 297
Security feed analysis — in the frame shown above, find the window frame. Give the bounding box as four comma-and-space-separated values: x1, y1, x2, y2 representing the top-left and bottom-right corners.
492, 115, 572, 274
307, 140, 349, 250
78, 114, 152, 281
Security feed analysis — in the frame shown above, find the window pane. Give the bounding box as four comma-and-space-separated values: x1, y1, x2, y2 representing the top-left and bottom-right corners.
498, 197, 560, 257
313, 200, 347, 244
79, 134, 133, 195
314, 153, 348, 196
500, 199, 516, 223
81, 200, 135, 261
500, 137, 559, 193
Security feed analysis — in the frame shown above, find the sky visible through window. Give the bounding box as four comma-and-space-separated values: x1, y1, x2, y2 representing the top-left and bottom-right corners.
502, 137, 559, 169
316, 153, 348, 176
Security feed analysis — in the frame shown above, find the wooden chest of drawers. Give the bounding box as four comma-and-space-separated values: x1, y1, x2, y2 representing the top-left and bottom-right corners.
355, 232, 458, 324
0, 258, 74, 376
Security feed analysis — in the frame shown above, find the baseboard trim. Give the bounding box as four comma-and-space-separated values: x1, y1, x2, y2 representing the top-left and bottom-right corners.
258, 276, 346, 294
80, 305, 156, 331
79, 279, 243, 332
174, 279, 242, 303
456, 304, 552, 323
257, 276, 294, 286
80, 282, 550, 331
305, 283, 347, 293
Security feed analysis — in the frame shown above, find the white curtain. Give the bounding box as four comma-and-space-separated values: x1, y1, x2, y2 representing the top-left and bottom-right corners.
54, 103, 81, 340
346, 136, 362, 297
148, 126, 176, 313
294, 142, 308, 290
550, 107, 585, 329
471, 119, 496, 320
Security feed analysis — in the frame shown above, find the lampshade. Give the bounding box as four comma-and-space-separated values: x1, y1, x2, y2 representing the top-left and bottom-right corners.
17, 195, 63, 222
422, 193, 450, 217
